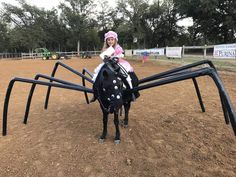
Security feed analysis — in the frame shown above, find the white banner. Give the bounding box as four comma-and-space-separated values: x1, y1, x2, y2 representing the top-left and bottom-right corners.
166, 47, 182, 58
124, 50, 133, 56
133, 48, 165, 56
213, 43, 236, 59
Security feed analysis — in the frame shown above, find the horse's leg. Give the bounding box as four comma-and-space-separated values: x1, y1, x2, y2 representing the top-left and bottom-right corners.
123, 101, 131, 128
99, 110, 108, 143
114, 111, 121, 144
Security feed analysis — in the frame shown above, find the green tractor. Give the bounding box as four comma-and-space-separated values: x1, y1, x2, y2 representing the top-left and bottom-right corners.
34, 48, 60, 60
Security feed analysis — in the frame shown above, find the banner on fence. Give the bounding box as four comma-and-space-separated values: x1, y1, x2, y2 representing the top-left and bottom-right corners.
124, 50, 133, 56
166, 47, 182, 58
133, 48, 165, 56
213, 43, 236, 59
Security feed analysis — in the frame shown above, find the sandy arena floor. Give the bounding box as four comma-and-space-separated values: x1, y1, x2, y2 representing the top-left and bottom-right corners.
0, 58, 235, 177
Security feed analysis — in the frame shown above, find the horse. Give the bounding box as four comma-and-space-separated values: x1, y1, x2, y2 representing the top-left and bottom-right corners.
92, 57, 139, 144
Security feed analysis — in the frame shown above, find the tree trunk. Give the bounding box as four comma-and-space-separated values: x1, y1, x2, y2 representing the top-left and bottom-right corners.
77, 40, 80, 56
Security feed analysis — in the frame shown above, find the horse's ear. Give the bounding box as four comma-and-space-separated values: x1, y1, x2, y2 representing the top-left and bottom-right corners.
102, 69, 109, 79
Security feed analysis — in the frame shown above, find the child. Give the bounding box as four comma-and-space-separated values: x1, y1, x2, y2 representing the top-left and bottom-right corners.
91, 31, 137, 102
142, 51, 149, 63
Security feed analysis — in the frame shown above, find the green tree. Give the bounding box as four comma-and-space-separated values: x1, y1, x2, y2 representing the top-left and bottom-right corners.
174, 0, 236, 44
1, 0, 69, 52
96, 0, 114, 31
0, 20, 9, 52
59, 0, 99, 51
145, 0, 181, 47
2, 0, 46, 52
42, 9, 68, 51
117, 0, 149, 48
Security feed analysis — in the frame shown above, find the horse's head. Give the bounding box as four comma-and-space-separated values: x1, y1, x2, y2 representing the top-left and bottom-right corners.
97, 67, 123, 114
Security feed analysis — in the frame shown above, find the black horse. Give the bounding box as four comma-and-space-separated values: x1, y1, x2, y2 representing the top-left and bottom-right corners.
92, 57, 139, 143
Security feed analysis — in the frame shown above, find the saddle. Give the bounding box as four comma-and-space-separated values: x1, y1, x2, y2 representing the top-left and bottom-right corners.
103, 56, 128, 79
102, 56, 140, 100
91, 56, 140, 103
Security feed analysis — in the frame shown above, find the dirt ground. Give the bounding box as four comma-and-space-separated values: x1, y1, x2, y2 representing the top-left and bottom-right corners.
0, 57, 235, 177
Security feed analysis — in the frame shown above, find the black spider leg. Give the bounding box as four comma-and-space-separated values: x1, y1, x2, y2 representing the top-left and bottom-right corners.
2, 77, 93, 136
130, 67, 236, 136
24, 74, 83, 125
210, 71, 233, 126
44, 61, 93, 109
138, 60, 229, 123
140, 67, 229, 125
82, 68, 94, 104
139, 60, 217, 112
148, 69, 206, 112
139, 60, 216, 84
139, 67, 231, 126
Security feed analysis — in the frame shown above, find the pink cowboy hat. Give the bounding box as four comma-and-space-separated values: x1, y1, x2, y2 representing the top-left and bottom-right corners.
104, 31, 118, 41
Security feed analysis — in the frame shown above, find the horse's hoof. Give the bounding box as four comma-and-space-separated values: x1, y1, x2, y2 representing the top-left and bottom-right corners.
114, 139, 121, 144
99, 138, 105, 144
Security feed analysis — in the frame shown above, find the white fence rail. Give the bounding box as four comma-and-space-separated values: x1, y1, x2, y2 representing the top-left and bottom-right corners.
182, 45, 214, 59
0, 51, 101, 59
21, 51, 101, 59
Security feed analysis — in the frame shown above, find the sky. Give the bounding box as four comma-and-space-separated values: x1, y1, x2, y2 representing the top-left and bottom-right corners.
0, 0, 64, 10
0, 0, 192, 27
0, 0, 117, 9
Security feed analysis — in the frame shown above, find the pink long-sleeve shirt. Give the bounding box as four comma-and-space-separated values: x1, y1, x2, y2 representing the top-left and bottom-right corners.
93, 44, 134, 81
112, 45, 134, 72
